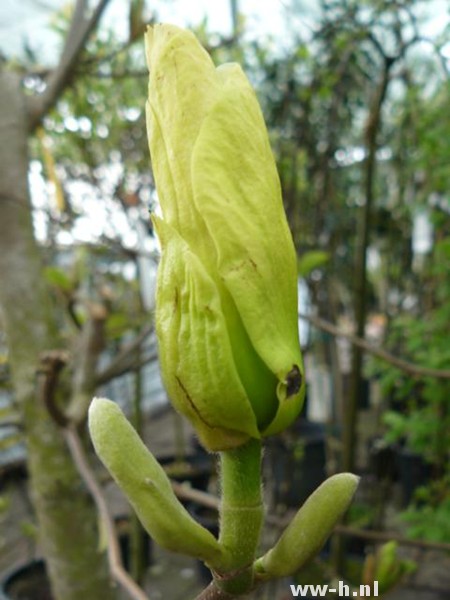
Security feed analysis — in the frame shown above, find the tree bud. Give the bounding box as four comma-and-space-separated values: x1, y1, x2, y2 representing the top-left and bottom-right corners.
146, 24, 304, 450
88, 397, 224, 563
254, 473, 359, 580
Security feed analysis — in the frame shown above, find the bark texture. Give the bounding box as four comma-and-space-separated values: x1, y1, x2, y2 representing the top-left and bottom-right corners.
0, 71, 115, 600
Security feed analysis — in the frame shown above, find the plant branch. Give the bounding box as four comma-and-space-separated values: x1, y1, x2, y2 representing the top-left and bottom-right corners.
95, 325, 155, 386
343, 54, 395, 475
67, 302, 107, 424
96, 349, 158, 386
172, 481, 220, 511
27, 0, 111, 130
299, 313, 450, 380
77, 68, 150, 79
172, 483, 450, 554
335, 524, 450, 553
80, 37, 139, 67
76, 33, 239, 81
99, 233, 159, 262
36, 350, 70, 427
64, 426, 150, 600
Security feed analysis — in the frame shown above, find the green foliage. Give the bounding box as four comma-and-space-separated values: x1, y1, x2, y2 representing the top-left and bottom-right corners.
44, 266, 73, 292
402, 492, 450, 543
0, 495, 10, 514
374, 238, 450, 467
298, 250, 330, 278
40, 10, 149, 174
370, 234, 450, 540
20, 520, 39, 541
345, 501, 376, 529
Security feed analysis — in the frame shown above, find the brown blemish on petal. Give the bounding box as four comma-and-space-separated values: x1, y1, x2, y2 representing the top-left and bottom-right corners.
174, 378, 251, 451
175, 375, 215, 430
173, 287, 179, 313
285, 365, 302, 398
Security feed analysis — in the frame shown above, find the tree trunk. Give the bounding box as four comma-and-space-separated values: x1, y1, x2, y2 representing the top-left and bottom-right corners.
342, 58, 393, 473
0, 72, 115, 600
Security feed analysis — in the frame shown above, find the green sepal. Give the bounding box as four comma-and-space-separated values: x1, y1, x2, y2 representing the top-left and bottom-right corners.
88, 397, 225, 563
254, 473, 359, 580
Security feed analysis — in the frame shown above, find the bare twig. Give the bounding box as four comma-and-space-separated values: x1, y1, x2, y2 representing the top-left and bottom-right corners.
300, 313, 450, 380
99, 234, 159, 262
96, 349, 158, 386
172, 483, 450, 554
172, 481, 286, 530
80, 38, 139, 67
77, 68, 149, 79
95, 325, 155, 386
343, 53, 395, 477
334, 524, 450, 553
172, 481, 220, 511
27, 0, 111, 130
67, 302, 107, 423
76, 31, 239, 81
64, 426, 150, 600
36, 350, 70, 426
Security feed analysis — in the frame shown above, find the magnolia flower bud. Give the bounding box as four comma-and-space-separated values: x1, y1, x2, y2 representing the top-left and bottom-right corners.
373, 541, 416, 594
88, 398, 224, 563
254, 474, 359, 580
145, 25, 304, 450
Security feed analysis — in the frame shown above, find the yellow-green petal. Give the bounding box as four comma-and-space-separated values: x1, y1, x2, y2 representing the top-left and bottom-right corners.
154, 217, 260, 449
145, 24, 219, 261
191, 64, 304, 428
145, 24, 305, 445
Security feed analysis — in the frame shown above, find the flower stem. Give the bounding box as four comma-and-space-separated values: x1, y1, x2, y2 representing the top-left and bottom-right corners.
215, 438, 263, 595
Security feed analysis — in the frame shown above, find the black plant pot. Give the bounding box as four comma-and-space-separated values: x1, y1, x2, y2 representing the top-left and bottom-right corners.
266, 420, 327, 509
0, 560, 52, 600
345, 537, 368, 558
368, 437, 398, 481
0, 517, 153, 600
396, 447, 432, 506
342, 375, 371, 410
359, 378, 371, 410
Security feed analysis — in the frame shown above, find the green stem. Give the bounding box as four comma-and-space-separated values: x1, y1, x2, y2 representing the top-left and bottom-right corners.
216, 438, 263, 595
